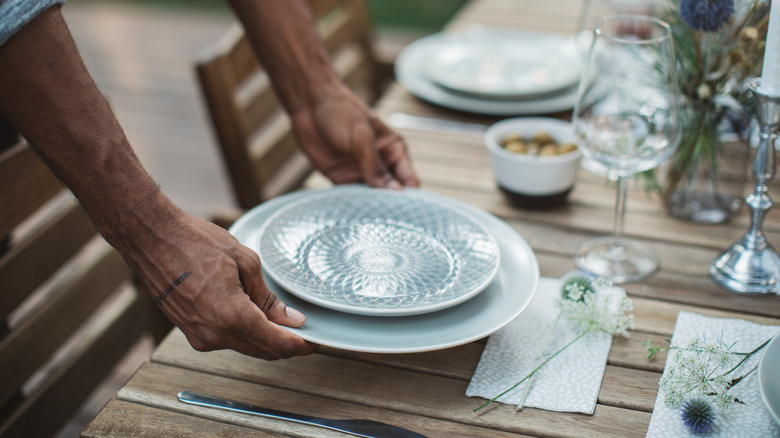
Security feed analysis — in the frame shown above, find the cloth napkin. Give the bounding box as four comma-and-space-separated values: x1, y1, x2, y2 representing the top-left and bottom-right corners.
466, 277, 624, 414
646, 311, 780, 437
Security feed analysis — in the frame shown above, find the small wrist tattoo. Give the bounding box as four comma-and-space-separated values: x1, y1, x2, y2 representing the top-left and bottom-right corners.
154, 271, 191, 304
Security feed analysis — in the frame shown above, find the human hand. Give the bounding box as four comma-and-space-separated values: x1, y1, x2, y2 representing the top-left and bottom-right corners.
290, 82, 419, 189
120, 209, 318, 360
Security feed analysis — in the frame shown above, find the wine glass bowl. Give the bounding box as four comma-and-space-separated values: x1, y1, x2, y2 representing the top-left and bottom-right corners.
573, 15, 681, 283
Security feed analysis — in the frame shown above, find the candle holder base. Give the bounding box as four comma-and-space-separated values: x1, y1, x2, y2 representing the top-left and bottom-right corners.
709, 238, 780, 295
708, 78, 780, 296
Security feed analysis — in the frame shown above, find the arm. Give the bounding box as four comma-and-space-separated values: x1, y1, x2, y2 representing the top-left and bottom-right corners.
0, 6, 316, 360
225, 0, 419, 189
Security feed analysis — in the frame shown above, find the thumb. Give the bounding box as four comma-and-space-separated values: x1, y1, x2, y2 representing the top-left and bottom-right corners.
263, 294, 307, 328
237, 249, 306, 328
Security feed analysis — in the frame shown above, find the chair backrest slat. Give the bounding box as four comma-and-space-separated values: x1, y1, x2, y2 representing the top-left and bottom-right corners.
0, 239, 129, 410
0, 141, 169, 437
0, 194, 95, 321
0, 142, 63, 239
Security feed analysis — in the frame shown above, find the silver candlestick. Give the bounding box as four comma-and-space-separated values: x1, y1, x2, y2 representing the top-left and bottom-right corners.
710, 78, 780, 295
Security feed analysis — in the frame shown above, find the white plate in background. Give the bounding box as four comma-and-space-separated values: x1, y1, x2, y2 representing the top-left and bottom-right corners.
426, 30, 583, 99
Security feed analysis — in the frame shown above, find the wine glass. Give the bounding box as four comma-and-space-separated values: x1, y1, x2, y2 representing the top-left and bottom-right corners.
573, 15, 681, 283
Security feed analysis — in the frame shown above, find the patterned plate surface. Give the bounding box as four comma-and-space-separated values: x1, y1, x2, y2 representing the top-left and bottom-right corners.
255, 187, 500, 316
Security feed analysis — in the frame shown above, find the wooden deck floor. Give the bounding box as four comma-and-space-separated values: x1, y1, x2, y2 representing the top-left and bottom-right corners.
64, 0, 237, 219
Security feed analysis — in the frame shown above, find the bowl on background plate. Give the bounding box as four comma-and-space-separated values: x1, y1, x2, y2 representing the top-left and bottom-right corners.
484, 117, 582, 209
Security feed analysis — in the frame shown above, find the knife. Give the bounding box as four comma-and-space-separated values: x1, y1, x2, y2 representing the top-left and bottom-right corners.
177, 391, 427, 438
387, 112, 488, 138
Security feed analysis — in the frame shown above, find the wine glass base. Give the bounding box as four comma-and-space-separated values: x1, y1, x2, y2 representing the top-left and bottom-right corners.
574, 236, 658, 284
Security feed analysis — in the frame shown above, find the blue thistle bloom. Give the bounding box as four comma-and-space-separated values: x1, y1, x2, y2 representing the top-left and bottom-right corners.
680, 0, 735, 32
681, 397, 716, 434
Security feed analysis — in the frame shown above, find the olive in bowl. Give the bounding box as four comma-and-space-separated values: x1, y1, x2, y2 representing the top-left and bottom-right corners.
484, 117, 582, 209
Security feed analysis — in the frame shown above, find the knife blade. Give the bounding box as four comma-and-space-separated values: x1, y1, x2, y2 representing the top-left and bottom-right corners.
387, 112, 488, 138
177, 391, 427, 438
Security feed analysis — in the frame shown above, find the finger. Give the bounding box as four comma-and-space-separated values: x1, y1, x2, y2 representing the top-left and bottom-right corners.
386, 139, 420, 188
352, 120, 399, 189
235, 247, 306, 328
220, 317, 318, 360
218, 292, 317, 359
239, 318, 318, 359
371, 117, 419, 188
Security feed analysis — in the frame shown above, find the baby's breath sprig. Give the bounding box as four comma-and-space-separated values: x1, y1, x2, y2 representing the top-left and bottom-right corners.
473, 272, 634, 413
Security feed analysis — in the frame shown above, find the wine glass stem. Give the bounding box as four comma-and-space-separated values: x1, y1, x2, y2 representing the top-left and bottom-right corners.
575, 0, 592, 35
613, 176, 628, 245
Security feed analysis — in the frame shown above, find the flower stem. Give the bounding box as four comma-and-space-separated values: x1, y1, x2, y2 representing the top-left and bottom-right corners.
473, 329, 590, 413
516, 313, 563, 412
722, 335, 773, 377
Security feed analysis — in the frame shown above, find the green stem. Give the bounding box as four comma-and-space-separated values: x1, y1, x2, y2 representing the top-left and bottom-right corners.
722, 336, 773, 377
473, 329, 590, 413
516, 313, 563, 412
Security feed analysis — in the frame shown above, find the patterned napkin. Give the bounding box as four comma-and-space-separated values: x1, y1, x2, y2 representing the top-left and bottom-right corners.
466, 277, 624, 414
647, 311, 780, 437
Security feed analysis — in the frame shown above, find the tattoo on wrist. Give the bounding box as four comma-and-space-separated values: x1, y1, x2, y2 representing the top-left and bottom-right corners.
154, 271, 191, 304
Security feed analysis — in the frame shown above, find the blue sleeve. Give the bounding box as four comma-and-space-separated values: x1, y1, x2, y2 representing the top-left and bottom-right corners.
0, 0, 67, 47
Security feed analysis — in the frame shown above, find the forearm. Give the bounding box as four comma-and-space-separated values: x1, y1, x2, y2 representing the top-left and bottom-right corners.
225, 0, 341, 115
0, 7, 178, 247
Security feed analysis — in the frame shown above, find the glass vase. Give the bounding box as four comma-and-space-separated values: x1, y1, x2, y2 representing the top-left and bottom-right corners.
663, 112, 750, 224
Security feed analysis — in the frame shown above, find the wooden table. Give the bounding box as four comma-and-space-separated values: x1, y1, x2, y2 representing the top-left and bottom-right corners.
82, 1, 780, 436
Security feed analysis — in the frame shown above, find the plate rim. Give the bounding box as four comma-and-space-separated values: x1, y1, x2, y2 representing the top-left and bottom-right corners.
230, 185, 540, 353
253, 187, 501, 316
759, 333, 780, 426
425, 31, 583, 99
395, 29, 591, 115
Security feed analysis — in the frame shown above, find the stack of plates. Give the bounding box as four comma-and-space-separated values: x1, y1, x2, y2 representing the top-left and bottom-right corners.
229, 185, 539, 353
395, 28, 590, 115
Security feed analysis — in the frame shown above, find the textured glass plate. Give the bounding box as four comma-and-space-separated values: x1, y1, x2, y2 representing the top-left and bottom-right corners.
255, 188, 500, 316
229, 186, 539, 353
759, 334, 780, 425
426, 30, 582, 99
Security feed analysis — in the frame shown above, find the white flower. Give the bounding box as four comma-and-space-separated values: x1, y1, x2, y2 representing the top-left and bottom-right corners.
655, 336, 761, 411
697, 83, 712, 99
560, 288, 634, 337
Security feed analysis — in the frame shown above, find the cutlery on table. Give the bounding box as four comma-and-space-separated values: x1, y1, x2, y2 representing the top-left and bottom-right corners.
387, 112, 488, 138
177, 391, 427, 438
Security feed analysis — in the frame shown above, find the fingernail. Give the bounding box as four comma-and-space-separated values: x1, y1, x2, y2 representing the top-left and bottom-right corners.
285, 306, 305, 323
386, 179, 402, 190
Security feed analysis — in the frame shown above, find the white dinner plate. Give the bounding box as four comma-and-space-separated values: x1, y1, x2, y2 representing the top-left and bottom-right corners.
255, 188, 500, 316
426, 30, 583, 99
759, 334, 780, 425
396, 29, 594, 116
230, 185, 539, 353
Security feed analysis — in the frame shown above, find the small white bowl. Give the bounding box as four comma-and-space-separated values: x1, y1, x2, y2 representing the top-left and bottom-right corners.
485, 117, 582, 208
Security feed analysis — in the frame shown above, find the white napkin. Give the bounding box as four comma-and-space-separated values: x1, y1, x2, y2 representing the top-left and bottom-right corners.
466, 277, 623, 414
646, 311, 780, 437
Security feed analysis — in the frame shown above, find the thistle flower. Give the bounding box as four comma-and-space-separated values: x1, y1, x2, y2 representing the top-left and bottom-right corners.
679, 0, 735, 32
681, 397, 716, 434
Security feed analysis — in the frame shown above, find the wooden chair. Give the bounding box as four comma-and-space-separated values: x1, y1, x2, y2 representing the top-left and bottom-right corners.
0, 138, 170, 437
195, 0, 384, 219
